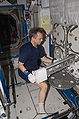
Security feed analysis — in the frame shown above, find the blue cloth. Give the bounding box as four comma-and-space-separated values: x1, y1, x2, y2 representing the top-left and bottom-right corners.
18, 42, 46, 82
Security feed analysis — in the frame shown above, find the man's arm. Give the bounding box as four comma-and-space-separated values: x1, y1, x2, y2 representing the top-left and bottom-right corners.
18, 62, 28, 74
18, 61, 36, 83
41, 56, 53, 63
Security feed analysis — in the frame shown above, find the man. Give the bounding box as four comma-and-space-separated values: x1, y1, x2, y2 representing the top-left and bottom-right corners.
18, 27, 53, 114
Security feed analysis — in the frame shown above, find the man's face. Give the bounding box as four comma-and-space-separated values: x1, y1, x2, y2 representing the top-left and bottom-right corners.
34, 32, 43, 45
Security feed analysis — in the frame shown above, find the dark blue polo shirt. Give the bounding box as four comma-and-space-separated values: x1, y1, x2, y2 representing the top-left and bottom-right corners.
18, 42, 46, 82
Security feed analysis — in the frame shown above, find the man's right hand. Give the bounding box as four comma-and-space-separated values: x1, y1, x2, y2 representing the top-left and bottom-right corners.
28, 73, 36, 83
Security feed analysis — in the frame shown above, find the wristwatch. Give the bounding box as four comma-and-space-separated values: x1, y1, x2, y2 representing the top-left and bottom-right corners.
24, 70, 28, 75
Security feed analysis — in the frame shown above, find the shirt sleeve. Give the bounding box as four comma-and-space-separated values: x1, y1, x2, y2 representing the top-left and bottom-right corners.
19, 45, 28, 63
39, 45, 46, 58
